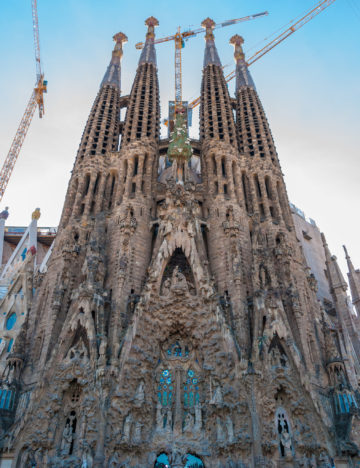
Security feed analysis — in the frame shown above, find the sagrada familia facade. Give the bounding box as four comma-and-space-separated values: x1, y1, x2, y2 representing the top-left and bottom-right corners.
0, 16, 360, 468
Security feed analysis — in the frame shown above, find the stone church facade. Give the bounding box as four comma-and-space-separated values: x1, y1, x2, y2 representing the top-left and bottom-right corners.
0, 16, 359, 468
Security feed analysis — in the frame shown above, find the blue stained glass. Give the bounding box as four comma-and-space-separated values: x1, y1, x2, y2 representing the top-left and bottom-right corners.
160, 377, 164, 383
163, 370, 169, 376
166, 377, 171, 384
6, 313, 17, 330
0, 391, 6, 408
5, 390, 11, 410
158, 392, 162, 402
184, 393, 188, 406
188, 369, 194, 377
195, 392, 200, 404
187, 379, 191, 384
339, 395, 345, 413
184, 386, 187, 391
162, 391, 167, 406
169, 391, 172, 404
192, 378, 198, 384
7, 339, 13, 353
169, 386, 173, 390
189, 392, 194, 406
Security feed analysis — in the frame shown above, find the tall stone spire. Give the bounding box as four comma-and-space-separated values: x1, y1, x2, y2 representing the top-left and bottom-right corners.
101, 32, 128, 89
199, 18, 236, 145
122, 17, 160, 145
230, 34, 256, 91
139, 16, 158, 66
344, 245, 360, 317
201, 18, 221, 67
59, 33, 126, 228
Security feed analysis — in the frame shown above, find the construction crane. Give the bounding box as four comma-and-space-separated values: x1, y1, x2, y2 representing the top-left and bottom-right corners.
188, 0, 336, 110
136, 12, 268, 113
0, 0, 47, 202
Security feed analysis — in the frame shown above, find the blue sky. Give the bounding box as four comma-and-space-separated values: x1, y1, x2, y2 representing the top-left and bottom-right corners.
0, 0, 359, 276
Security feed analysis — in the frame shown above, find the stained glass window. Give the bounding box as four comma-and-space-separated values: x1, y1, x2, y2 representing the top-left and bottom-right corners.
6, 313, 17, 330
183, 369, 199, 408
158, 369, 173, 407
154, 453, 170, 468
7, 338, 14, 353
166, 340, 190, 358
184, 454, 204, 467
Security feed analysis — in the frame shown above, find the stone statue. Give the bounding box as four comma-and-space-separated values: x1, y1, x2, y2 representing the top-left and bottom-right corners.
61, 419, 74, 455
216, 416, 225, 442
161, 278, 171, 296
183, 412, 194, 432
134, 381, 145, 406
156, 401, 163, 431
171, 266, 188, 292
123, 414, 132, 442
280, 431, 292, 458
0, 207, 9, 220
210, 383, 223, 406
194, 401, 202, 431
133, 421, 142, 443
31, 207, 41, 220
226, 415, 235, 443
81, 445, 93, 467
165, 407, 173, 431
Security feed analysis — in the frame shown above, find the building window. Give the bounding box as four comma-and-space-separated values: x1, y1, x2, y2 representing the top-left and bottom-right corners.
7, 338, 14, 353
183, 369, 199, 409
158, 369, 173, 407
6, 313, 17, 330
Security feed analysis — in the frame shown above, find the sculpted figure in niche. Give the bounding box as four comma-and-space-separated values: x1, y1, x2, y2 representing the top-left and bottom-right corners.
133, 421, 142, 443
165, 408, 173, 432
156, 401, 163, 431
226, 416, 235, 443
171, 266, 189, 293
216, 417, 225, 442
161, 278, 171, 297
134, 381, 145, 406
183, 412, 194, 432
210, 381, 223, 406
61, 416, 75, 455
123, 414, 132, 442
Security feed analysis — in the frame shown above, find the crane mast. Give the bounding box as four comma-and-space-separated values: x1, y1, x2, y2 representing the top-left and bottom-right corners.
136, 12, 268, 113
188, 0, 336, 110
0, 0, 47, 202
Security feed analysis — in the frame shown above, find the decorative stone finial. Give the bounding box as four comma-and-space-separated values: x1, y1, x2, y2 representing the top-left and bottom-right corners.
145, 16, 159, 40
230, 35, 256, 90
201, 18, 216, 41
111, 32, 128, 60
0, 206, 9, 220
230, 34, 245, 62
32, 207, 41, 221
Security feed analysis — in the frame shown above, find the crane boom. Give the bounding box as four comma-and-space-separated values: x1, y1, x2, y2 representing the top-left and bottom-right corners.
0, 0, 46, 203
32, 0, 42, 79
135, 12, 268, 49
188, 0, 336, 109
0, 92, 37, 200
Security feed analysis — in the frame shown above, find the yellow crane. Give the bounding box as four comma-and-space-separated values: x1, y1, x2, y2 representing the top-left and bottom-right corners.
188, 0, 336, 110
0, 0, 47, 202
136, 12, 269, 113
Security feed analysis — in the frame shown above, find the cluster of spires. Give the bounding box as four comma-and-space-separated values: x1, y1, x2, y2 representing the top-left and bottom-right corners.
101, 16, 256, 93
